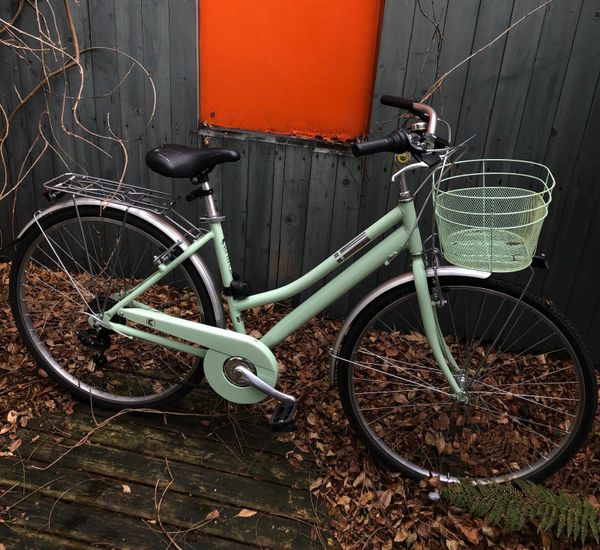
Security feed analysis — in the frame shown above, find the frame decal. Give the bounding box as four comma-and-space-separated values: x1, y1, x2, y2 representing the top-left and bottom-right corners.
334, 232, 370, 263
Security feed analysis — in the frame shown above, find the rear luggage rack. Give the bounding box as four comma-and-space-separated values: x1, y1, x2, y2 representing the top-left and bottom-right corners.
44, 173, 175, 216
43, 173, 207, 240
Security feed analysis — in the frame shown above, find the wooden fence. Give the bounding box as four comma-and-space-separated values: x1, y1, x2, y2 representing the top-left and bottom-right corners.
1, 0, 598, 360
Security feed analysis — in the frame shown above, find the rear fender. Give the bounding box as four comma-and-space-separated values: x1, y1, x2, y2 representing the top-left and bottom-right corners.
16, 199, 225, 329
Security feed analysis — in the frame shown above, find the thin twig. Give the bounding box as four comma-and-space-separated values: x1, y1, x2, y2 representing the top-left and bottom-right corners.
420, 0, 553, 102
155, 457, 184, 550
0, 0, 25, 36
47, 477, 93, 530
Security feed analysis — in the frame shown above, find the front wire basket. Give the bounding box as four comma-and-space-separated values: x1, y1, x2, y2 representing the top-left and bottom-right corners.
432, 159, 555, 273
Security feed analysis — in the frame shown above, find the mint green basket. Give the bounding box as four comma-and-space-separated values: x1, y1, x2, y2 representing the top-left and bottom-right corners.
433, 159, 555, 273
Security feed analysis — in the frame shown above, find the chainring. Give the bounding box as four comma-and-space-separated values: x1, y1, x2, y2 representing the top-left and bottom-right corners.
203, 349, 278, 404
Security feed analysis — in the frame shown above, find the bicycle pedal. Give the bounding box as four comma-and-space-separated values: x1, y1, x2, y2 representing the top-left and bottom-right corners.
269, 401, 298, 432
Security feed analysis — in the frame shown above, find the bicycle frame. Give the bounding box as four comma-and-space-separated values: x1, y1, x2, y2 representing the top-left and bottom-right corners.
101, 175, 463, 397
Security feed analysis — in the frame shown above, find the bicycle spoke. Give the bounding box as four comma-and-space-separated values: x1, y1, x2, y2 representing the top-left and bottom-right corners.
15, 212, 208, 406
340, 281, 591, 482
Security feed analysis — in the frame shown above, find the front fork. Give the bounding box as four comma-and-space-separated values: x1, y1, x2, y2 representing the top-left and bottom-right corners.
411, 255, 467, 401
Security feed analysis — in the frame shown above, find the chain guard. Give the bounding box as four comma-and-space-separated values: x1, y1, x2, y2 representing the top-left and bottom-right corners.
114, 306, 279, 404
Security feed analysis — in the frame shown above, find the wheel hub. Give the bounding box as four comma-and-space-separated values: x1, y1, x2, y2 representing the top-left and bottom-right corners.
87, 296, 126, 325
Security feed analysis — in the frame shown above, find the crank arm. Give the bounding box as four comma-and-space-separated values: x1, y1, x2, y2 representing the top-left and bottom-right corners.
233, 366, 296, 405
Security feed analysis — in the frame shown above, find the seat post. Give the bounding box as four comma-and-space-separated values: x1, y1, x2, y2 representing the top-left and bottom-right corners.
203, 181, 219, 218
191, 175, 220, 219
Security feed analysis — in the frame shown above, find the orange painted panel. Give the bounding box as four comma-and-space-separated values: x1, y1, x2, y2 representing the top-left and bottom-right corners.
199, 0, 383, 140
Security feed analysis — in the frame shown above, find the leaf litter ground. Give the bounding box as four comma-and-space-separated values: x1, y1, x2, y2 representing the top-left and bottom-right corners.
0, 262, 598, 549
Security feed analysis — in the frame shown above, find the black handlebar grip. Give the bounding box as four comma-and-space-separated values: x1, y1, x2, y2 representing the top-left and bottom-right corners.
351, 130, 409, 157
380, 95, 416, 111
380, 94, 430, 123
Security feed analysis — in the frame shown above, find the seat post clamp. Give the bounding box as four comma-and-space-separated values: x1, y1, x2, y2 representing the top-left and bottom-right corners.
186, 187, 214, 202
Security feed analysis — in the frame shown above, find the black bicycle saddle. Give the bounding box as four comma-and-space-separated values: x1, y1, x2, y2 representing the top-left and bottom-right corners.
146, 144, 240, 179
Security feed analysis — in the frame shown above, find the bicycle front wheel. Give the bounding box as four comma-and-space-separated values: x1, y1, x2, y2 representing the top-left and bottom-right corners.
336, 276, 597, 482
10, 204, 218, 409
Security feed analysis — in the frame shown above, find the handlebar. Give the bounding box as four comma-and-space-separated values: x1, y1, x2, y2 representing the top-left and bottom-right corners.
351, 129, 409, 157
380, 95, 438, 135
351, 96, 441, 158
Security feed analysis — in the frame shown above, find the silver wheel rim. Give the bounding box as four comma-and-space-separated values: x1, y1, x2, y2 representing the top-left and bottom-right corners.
346, 285, 585, 482
16, 215, 205, 405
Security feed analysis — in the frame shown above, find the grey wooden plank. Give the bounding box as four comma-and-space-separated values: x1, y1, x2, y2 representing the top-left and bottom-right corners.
221, 137, 249, 278
206, 135, 225, 222
586, 293, 600, 363
512, 0, 584, 162
378, 0, 447, 286
0, 522, 98, 550
68, 0, 101, 179
299, 149, 338, 302
511, 0, 584, 296
169, 0, 200, 227
349, 0, 416, 304
142, 0, 172, 195
348, 154, 394, 307
3, 488, 254, 550
88, 0, 121, 180
454, 0, 515, 155
434, 1, 481, 135
482, 0, 547, 159
539, 0, 600, 306
44, 1, 85, 178
244, 139, 276, 291
267, 143, 287, 290
5, 0, 40, 238
543, 74, 600, 322
275, 143, 312, 293
201, 135, 224, 282
0, 1, 19, 250
368, 0, 416, 134
114, 0, 144, 186
565, 186, 600, 345
402, 0, 449, 102
326, 155, 364, 318
380, 0, 444, 256
0, 460, 315, 549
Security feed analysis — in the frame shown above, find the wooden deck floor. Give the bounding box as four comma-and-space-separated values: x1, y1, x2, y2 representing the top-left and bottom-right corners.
0, 388, 334, 549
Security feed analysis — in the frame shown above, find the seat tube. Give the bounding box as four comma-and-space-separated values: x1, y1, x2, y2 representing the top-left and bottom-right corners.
210, 220, 246, 332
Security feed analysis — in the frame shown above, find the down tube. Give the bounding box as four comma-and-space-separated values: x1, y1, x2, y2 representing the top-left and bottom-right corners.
260, 225, 410, 348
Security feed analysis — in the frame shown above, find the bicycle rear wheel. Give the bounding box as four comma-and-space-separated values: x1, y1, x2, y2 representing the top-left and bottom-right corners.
9, 204, 217, 409
336, 276, 597, 482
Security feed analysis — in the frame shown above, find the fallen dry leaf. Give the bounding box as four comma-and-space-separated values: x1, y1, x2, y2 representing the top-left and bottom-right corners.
309, 478, 323, 492
235, 508, 257, 518
205, 509, 220, 521
7, 439, 21, 452
379, 488, 393, 508
456, 523, 479, 545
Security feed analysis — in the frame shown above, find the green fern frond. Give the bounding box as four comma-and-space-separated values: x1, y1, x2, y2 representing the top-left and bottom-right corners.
441, 479, 600, 545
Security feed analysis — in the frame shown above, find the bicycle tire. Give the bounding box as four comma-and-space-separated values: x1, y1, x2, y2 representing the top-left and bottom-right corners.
336, 276, 597, 482
9, 204, 218, 410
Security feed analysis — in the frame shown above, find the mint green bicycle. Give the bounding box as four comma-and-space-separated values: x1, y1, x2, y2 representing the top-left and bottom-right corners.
9, 97, 597, 482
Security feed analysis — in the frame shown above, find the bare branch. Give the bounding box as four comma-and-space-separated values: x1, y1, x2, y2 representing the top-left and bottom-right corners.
421, 0, 553, 102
